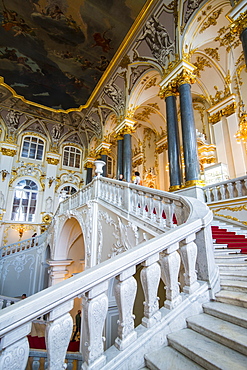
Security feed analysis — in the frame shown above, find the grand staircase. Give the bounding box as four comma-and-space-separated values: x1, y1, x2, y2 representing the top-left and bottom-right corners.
143, 220, 247, 370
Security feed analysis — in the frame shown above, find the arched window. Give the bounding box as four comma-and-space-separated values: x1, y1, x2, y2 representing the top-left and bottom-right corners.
63, 146, 81, 169
21, 136, 44, 160
59, 185, 77, 202
11, 179, 38, 222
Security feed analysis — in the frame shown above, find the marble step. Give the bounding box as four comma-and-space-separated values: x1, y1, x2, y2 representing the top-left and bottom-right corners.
187, 313, 247, 355
144, 346, 204, 370
167, 328, 247, 370
203, 301, 247, 329
215, 255, 246, 263
220, 279, 247, 293
218, 263, 247, 271
219, 271, 247, 281
216, 290, 247, 308
214, 248, 242, 255
213, 243, 229, 249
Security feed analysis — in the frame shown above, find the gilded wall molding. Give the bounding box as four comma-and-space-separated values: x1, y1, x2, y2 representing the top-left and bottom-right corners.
208, 102, 237, 123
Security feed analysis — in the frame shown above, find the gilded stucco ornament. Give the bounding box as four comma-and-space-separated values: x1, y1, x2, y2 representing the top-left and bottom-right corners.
42, 214, 52, 224
0, 148, 16, 156
46, 157, 59, 165
230, 11, 247, 36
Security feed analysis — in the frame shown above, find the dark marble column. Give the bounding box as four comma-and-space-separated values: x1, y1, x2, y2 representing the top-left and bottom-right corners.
178, 81, 200, 185
101, 154, 108, 177
123, 134, 132, 182
86, 166, 93, 184
165, 93, 182, 190
117, 138, 124, 179
240, 27, 247, 68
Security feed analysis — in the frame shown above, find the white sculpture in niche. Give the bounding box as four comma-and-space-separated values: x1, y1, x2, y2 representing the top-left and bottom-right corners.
45, 196, 53, 213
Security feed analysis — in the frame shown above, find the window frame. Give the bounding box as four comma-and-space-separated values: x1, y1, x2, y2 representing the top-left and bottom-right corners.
20, 135, 45, 161
11, 179, 39, 222
62, 145, 82, 170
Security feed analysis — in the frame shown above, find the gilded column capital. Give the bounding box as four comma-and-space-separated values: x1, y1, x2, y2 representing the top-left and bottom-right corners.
159, 81, 178, 99
175, 69, 197, 87
230, 11, 247, 36
115, 117, 136, 136
96, 142, 112, 156
114, 133, 124, 141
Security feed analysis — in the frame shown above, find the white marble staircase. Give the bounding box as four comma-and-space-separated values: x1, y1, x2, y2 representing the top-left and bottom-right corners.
143, 224, 247, 370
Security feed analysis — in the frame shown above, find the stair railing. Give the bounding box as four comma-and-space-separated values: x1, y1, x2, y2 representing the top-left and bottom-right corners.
203, 175, 247, 203
0, 232, 47, 258
0, 187, 220, 370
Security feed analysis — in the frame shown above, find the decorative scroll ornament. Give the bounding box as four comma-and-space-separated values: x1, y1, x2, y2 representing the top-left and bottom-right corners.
199, 9, 223, 34
47, 157, 59, 165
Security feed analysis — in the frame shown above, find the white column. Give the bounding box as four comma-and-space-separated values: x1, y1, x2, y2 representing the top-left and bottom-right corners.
226, 113, 247, 177
213, 120, 228, 167
47, 260, 73, 286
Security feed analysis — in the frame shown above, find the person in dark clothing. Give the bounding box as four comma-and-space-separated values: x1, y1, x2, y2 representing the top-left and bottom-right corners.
71, 309, 81, 341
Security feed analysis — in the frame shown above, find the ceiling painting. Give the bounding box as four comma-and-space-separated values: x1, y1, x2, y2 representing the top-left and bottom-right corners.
0, 0, 148, 110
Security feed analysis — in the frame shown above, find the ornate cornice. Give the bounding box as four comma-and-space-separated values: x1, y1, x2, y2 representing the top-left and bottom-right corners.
208, 102, 237, 124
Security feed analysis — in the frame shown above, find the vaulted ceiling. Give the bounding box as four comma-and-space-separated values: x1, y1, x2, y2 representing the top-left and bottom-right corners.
0, 0, 148, 110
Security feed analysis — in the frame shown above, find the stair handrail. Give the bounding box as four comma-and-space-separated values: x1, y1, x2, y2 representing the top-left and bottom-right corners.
0, 190, 219, 370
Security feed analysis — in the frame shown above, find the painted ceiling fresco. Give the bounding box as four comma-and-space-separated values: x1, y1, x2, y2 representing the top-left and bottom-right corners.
0, 0, 148, 110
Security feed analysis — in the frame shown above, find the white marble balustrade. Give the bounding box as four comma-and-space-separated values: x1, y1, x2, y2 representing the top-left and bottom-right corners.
0, 190, 219, 370
0, 233, 46, 258
203, 175, 247, 203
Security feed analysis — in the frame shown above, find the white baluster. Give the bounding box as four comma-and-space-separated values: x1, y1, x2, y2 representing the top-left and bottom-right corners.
115, 266, 137, 350
212, 186, 218, 201
81, 282, 108, 370
141, 254, 161, 328
235, 180, 242, 197
159, 243, 182, 309
219, 184, 226, 200
32, 357, 40, 370
227, 182, 234, 198
46, 301, 73, 370
180, 234, 200, 294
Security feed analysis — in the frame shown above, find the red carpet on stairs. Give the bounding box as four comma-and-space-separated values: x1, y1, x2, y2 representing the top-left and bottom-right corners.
211, 226, 247, 254
28, 335, 80, 352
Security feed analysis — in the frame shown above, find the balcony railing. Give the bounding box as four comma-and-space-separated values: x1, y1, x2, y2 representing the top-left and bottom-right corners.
203, 175, 247, 203
0, 178, 219, 370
